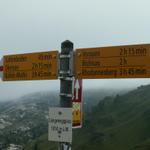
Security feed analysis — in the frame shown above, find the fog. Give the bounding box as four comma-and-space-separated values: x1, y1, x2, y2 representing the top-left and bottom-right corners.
0, 0, 150, 100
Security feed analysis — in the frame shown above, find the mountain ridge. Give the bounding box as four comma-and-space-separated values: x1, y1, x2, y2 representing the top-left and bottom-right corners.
24, 84, 150, 150
0, 85, 148, 149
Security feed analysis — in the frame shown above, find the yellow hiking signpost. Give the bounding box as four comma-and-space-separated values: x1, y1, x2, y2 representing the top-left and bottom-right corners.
1, 41, 150, 150
75, 44, 150, 79
3, 51, 58, 81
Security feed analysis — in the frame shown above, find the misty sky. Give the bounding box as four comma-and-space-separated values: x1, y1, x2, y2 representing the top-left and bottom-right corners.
0, 0, 150, 100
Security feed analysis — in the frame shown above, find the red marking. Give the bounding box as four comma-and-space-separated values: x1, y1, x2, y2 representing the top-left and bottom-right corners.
0, 66, 3, 72
72, 79, 83, 128
73, 79, 82, 102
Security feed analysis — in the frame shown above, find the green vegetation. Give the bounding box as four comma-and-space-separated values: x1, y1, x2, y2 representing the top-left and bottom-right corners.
1, 85, 150, 149
24, 85, 150, 150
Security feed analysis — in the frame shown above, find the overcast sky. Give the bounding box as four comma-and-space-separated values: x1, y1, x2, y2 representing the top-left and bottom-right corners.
0, 0, 150, 100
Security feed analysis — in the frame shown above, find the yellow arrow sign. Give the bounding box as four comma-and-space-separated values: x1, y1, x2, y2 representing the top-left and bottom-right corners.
75, 44, 150, 79
3, 51, 58, 81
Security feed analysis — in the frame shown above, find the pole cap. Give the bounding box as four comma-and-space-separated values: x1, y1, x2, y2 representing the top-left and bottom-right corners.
61, 40, 73, 54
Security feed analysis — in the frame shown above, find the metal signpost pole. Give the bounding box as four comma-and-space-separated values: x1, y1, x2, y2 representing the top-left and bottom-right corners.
59, 40, 74, 150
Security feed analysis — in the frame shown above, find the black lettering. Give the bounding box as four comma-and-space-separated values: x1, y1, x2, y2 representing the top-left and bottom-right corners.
120, 68, 147, 76
32, 63, 52, 70
32, 71, 51, 78
120, 57, 128, 66
82, 69, 117, 77
83, 51, 100, 57
119, 68, 128, 76
120, 48, 127, 56
134, 68, 147, 75
82, 60, 100, 67
5, 56, 27, 63
128, 68, 134, 75
119, 47, 147, 56
120, 48, 123, 55
38, 54, 52, 60
5, 65, 19, 71
16, 72, 27, 78
4, 73, 16, 78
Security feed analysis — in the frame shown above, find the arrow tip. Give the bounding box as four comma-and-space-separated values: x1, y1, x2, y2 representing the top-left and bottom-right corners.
75, 80, 80, 89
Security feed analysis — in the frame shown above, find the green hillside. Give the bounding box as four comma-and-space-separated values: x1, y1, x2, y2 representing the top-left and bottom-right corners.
24, 85, 150, 150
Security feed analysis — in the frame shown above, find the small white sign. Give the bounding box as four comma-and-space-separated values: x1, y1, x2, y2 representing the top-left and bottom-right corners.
48, 107, 72, 143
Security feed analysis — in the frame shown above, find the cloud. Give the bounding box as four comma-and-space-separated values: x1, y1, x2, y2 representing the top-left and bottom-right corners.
0, 0, 150, 100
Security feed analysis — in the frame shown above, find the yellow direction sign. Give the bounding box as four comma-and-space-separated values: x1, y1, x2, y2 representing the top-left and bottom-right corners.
75, 44, 150, 79
3, 51, 58, 81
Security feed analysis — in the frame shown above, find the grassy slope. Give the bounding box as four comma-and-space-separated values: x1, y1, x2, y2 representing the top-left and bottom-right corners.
24, 85, 150, 150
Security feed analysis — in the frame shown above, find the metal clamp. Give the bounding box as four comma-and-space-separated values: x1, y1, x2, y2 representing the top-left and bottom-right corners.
59, 54, 71, 58
59, 51, 74, 77
59, 93, 73, 98
59, 71, 71, 74
59, 77, 74, 81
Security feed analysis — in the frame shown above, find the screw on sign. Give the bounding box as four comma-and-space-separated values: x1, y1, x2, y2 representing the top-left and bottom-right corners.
48, 107, 72, 143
